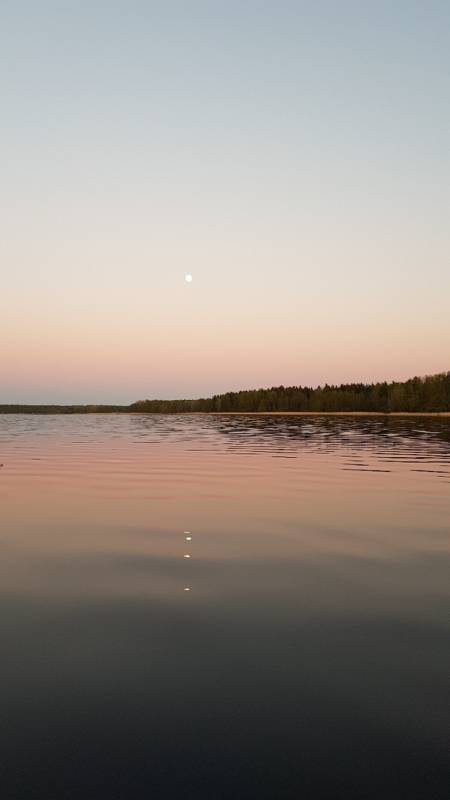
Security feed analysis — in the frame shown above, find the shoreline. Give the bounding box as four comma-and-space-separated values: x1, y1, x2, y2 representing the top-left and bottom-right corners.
0, 411, 449, 417
171, 411, 450, 417
193, 411, 450, 417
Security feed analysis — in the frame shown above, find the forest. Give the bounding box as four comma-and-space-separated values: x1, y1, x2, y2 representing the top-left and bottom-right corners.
1, 372, 449, 414
129, 372, 450, 413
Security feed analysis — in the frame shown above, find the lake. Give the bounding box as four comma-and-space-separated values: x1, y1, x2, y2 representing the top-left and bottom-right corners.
0, 414, 449, 799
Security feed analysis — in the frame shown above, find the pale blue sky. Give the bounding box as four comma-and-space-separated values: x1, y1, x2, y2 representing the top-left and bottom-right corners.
1, 1, 449, 402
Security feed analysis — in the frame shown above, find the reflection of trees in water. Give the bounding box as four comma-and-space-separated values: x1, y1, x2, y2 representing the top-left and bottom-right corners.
211, 416, 450, 470
128, 413, 450, 465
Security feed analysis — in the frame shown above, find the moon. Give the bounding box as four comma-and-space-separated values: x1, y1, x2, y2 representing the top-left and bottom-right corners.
185, 273, 193, 283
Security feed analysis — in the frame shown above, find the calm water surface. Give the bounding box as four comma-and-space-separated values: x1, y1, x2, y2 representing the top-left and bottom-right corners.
0, 414, 449, 799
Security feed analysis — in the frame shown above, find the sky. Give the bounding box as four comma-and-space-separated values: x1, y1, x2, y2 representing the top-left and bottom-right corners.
1, 1, 449, 403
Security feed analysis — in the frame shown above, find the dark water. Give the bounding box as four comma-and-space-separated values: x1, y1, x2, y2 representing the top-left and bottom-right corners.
0, 414, 449, 799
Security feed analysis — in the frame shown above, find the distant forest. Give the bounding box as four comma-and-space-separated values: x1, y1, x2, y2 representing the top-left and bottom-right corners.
1, 372, 449, 414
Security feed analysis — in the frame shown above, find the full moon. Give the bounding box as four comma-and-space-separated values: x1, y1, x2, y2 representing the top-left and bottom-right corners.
185, 273, 193, 283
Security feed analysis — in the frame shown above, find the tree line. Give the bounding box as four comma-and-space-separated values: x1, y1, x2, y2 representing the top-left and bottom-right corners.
1, 372, 449, 414
130, 372, 450, 413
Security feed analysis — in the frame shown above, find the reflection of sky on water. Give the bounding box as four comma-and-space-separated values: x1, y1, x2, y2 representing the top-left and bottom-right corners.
0, 415, 449, 798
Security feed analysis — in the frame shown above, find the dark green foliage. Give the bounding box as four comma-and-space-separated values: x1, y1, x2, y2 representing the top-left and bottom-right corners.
129, 372, 450, 413
0, 405, 126, 414
1, 372, 449, 414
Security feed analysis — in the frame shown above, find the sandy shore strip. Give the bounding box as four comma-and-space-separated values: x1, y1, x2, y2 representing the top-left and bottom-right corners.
191, 411, 450, 417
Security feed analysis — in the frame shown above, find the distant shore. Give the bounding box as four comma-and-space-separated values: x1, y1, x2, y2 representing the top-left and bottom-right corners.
1, 371, 449, 415
196, 411, 450, 417
0, 410, 449, 417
